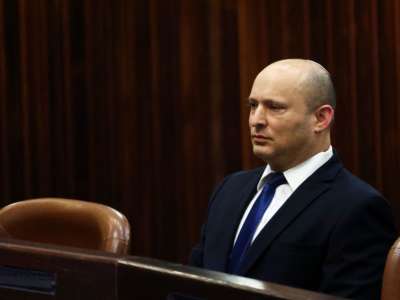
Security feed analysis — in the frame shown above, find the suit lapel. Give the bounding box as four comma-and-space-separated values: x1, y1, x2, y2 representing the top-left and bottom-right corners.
238, 154, 343, 275
217, 169, 263, 271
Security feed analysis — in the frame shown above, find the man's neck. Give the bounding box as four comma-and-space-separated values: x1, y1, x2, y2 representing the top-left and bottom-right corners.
269, 142, 332, 172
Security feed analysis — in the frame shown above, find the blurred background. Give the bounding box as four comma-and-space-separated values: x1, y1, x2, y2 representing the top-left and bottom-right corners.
0, 0, 399, 264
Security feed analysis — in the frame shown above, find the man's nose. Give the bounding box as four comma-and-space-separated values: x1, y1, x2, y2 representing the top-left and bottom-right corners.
250, 106, 267, 127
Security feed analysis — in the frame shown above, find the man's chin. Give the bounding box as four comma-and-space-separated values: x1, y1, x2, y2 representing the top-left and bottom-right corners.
252, 147, 275, 162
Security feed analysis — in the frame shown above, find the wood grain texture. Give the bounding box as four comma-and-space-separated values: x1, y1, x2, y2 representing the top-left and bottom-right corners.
0, 0, 399, 263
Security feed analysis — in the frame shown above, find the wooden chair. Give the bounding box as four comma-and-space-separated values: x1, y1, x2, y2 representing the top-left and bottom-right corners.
382, 236, 400, 300
0, 198, 130, 255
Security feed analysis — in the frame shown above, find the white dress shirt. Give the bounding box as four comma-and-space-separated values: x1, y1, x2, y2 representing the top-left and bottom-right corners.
233, 146, 333, 245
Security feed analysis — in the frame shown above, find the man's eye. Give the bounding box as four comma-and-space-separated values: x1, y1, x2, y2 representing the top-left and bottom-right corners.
248, 101, 257, 109
269, 103, 285, 111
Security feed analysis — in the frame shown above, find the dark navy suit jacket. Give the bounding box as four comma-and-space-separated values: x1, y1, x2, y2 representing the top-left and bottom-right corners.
190, 153, 397, 300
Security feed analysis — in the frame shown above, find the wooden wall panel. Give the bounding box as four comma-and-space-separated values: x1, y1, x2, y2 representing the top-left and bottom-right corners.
1, 0, 400, 263
377, 0, 400, 222
0, 0, 7, 200
354, 0, 382, 188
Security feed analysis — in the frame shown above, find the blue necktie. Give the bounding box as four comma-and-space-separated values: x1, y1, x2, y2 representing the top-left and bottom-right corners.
227, 172, 286, 274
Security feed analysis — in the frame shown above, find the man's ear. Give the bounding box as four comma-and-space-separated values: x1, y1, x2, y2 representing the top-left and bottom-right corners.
314, 105, 334, 133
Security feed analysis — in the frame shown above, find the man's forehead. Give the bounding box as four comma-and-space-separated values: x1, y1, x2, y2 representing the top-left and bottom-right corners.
249, 82, 296, 103
249, 63, 312, 104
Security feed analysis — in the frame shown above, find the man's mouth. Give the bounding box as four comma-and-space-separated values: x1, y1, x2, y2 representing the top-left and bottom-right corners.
251, 135, 271, 143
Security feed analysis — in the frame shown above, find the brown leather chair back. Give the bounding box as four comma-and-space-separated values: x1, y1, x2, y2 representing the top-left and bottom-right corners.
0, 198, 130, 255
382, 237, 400, 300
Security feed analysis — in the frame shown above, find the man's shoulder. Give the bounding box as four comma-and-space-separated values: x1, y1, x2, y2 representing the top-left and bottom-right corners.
316, 151, 384, 198
335, 167, 382, 196
327, 167, 391, 211
210, 167, 264, 197
224, 166, 265, 183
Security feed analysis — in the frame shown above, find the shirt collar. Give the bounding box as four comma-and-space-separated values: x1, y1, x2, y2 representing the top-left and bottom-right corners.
257, 146, 333, 192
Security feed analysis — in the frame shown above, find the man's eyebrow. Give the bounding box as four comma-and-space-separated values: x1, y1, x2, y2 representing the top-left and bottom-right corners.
247, 97, 282, 103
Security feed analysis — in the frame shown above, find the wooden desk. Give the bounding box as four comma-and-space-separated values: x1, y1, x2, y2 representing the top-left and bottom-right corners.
0, 239, 346, 300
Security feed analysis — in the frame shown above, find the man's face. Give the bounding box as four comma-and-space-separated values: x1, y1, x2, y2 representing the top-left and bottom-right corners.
248, 65, 318, 171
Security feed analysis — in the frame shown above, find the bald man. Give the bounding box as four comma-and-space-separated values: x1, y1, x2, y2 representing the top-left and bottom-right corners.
190, 59, 396, 300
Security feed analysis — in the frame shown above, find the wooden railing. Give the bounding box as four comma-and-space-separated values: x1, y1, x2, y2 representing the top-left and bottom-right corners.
0, 239, 346, 300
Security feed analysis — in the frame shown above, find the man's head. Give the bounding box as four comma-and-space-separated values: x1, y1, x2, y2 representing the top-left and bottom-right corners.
248, 59, 335, 171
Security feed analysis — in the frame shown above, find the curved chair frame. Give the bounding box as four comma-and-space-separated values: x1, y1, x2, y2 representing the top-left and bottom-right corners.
0, 198, 130, 255
382, 237, 400, 300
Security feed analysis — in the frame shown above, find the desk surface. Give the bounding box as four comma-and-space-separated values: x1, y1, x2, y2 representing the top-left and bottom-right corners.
0, 239, 346, 300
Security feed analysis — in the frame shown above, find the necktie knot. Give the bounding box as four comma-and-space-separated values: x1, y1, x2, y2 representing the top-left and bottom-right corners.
264, 172, 286, 190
